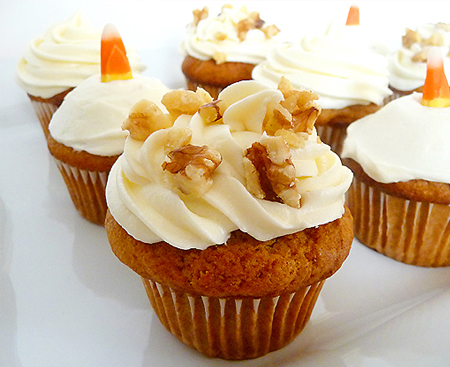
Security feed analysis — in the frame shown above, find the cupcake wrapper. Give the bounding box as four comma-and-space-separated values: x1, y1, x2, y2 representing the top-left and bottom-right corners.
54, 158, 109, 225
315, 123, 348, 156
185, 78, 223, 100
142, 277, 324, 360
29, 99, 60, 139
348, 175, 450, 266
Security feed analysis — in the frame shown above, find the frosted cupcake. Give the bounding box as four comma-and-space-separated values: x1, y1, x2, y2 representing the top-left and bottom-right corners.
105, 78, 353, 359
388, 22, 450, 99
180, 4, 280, 99
47, 24, 168, 225
16, 12, 145, 139
252, 6, 392, 155
342, 47, 450, 267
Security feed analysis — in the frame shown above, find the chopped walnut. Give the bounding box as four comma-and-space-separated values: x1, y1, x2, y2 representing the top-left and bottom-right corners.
402, 28, 421, 49
198, 100, 224, 124
122, 99, 172, 141
263, 102, 292, 135
213, 51, 227, 64
424, 32, 445, 47
237, 18, 255, 41
162, 144, 222, 196
274, 129, 308, 149
412, 47, 429, 62
193, 7, 208, 26
262, 24, 281, 39
215, 32, 228, 41
244, 137, 301, 209
162, 89, 212, 119
163, 127, 192, 154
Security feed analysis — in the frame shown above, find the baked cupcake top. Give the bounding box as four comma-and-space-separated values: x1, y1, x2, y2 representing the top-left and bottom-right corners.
16, 12, 145, 98
252, 7, 392, 109
343, 48, 450, 185
48, 24, 169, 157
180, 4, 280, 65
106, 78, 353, 250
389, 23, 450, 92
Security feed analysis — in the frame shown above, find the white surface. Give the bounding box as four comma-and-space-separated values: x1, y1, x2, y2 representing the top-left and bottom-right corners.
2, 1, 450, 366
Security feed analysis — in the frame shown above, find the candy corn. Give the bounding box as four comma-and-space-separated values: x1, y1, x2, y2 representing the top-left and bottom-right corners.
101, 24, 133, 83
346, 5, 360, 26
421, 47, 450, 107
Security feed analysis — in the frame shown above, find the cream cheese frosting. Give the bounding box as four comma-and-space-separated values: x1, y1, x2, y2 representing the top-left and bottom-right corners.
180, 5, 280, 64
252, 21, 392, 109
106, 80, 353, 250
49, 74, 169, 156
342, 92, 450, 184
16, 12, 146, 99
389, 23, 450, 92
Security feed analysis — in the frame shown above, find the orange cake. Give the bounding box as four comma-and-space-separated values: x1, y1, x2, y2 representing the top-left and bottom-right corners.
47, 24, 169, 225
16, 12, 145, 139
342, 47, 450, 266
105, 78, 353, 359
180, 4, 280, 99
252, 6, 392, 155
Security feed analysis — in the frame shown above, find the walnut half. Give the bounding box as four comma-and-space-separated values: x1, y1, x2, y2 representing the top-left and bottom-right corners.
244, 137, 301, 209
162, 144, 222, 196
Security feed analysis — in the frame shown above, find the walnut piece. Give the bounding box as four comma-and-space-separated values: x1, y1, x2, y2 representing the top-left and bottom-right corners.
402, 28, 421, 49
193, 7, 208, 26
163, 127, 192, 154
198, 100, 224, 124
412, 47, 429, 63
162, 89, 213, 119
244, 137, 301, 209
213, 51, 227, 64
262, 24, 281, 39
122, 99, 172, 141
162, 144, 222, 196
424, 32, 444, 47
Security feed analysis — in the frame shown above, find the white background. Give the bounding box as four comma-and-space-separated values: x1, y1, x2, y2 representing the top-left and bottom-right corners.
2, 1, 450, 366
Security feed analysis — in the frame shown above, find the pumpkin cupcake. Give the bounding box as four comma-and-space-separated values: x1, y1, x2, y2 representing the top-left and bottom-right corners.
16, 12, 145, 139
105, 78, 353, 359
252, 6, 392, 155
47, 24, 168, 225
342, 47, 450, 266
180, 4, 280, 99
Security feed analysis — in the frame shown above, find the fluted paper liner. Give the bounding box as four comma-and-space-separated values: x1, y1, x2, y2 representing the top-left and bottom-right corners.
315, 123, 348, 156
53, 158, 109, 225
29, 99, 59, 139
347, 175, 450, 266
142, 277, 324, 360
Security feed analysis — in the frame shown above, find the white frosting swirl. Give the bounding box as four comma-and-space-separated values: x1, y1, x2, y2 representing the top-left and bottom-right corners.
49, 74, 169, 156
389, 24, 450, 91
106, 81, 353, 250
16, 12, 146, 98
180, 5, 279, 64
252, 22, 392, 109
342, 93, 450, 184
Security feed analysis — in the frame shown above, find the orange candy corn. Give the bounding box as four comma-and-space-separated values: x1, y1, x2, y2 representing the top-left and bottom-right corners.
346, 5, 360, 26
421, 47, 450, 107
101, 24, 133, 83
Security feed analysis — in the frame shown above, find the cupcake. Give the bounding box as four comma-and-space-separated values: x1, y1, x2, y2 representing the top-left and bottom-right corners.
16, 12, 145, 139
342, 47, 450, 267
105, 78, 353, 359
180, 4, 280, 99
252, 6, 392, 155
388, 22, 450, 99
47, 24, 169, 225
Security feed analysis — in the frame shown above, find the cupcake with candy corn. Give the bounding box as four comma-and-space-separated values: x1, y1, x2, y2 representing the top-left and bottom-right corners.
47, 24, 169, 225
342, 46, 450, 266
252, 5, 392, 155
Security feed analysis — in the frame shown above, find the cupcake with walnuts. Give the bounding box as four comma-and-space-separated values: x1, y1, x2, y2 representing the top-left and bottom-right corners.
105, 77, 353, 359
252, 6, 392, 155
342, 47, 450, 267
16, 12, 145, 139
47, 24, 169, 225
180, 4, 280, 99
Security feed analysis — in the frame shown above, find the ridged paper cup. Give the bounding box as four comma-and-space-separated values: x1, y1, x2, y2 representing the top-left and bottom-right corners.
27, 89, 73, 139
141, 277, 325, 360
347, 174, 450, 267
53, 158, 110, 225
315, 123, 348, 156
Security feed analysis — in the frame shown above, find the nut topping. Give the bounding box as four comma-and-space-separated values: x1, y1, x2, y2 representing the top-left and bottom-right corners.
162, 144, 222, 196
193, 7, 208, 26
162, 89, 213, 119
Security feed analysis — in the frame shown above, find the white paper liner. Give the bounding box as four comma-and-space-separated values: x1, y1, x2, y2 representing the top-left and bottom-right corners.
29, 99, 59, 139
